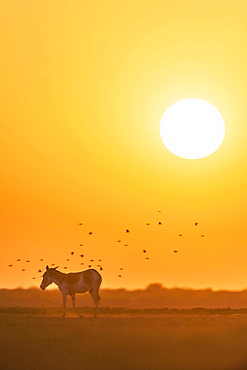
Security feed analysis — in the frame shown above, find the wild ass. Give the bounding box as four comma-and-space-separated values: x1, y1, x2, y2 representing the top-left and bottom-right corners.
40, 266, 102, 318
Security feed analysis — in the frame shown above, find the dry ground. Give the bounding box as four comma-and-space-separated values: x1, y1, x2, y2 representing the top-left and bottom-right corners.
1, 311, 247, 370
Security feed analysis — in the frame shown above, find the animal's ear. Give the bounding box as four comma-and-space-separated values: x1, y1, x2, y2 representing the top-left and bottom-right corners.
46, 265, 49, 271
54, 266, 59, 270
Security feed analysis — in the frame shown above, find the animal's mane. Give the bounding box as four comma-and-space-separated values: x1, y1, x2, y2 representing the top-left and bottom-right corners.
48, 268, 64, 277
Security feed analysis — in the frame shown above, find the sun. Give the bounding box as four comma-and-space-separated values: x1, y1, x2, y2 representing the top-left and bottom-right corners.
159, 98, 225, 159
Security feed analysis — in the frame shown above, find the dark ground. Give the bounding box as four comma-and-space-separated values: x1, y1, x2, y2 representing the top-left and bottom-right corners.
1, 309, 247, 370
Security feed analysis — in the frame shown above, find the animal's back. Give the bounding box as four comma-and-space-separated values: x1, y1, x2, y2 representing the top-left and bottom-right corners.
62, 269, 101, 286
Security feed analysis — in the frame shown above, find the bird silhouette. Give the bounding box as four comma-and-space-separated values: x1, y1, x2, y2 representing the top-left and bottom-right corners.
88, 265, 91, 268
126, 229, 129, 233
124, 244, 128, 246
26, 260, 30, 263
179, 234, 182, 237
8, 265, 13, 267
174, 251, 178, 253
80, 254, 84, 258
16, 259, 21, 262
117, 240, 121, 242
195, 222, 198, 226
22, 269, 25, 272
38, 269, 42, 273
200, 235, 205, 237
71, 252, 74, 255
158, 222, 162, 225
146, 223, 150, 225
64, 267, 67, 269
79, 244, 83, 246
79, 223, 83, 225
118, 275, 122, 277
66, 259, 70, 261
143, 249, 147, 253
39, 259, 44, 261
145, 257, 150, 260
100, 266, 103, 271
89, 232, 93, 235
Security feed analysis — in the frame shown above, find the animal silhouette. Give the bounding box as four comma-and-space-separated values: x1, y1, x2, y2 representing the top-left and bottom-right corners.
40, 266, 102, 318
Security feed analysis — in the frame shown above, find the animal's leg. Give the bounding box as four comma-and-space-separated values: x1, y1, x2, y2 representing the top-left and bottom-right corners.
61, 293, 67, 317
70, 293, 84, 318
90, 290, 100, 318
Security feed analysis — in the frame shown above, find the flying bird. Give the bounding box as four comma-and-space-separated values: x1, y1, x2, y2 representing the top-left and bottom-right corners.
39, 259, 44, 261
124, 244, 128, 246
145, 257, 149, 260
158, 222, 162, 225
8, 265, 13, 267
200, 235, 205, 237
88, 232, 93, 235
195, 222, 198, 226
178, 234, 182, 237
174, 251, 178, 253
38, 269, 42, 273
100, 267, 103, 271
117, 240, 121, 242
80, 254, 84, 258
79, 223, 83, 225
79, 244, 83, 246
118, 275, 122, 277
71, 252, 74, 255
143, 249, 147, 253
16, 259, 21, 262
26, 260, 30, 262
146, 223, 150, 225
126, 229, 129, 233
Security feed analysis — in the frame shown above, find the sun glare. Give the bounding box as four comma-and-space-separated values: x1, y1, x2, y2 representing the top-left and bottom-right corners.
159, 98, 225, 159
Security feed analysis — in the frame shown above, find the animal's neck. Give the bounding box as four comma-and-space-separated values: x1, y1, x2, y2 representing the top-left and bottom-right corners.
51, 270, 65, 286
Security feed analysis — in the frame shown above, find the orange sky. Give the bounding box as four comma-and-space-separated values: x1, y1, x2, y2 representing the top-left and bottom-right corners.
1, 1, 247, 290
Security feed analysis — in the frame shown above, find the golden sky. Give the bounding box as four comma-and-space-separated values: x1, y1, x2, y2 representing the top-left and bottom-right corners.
1, 0, 247, 290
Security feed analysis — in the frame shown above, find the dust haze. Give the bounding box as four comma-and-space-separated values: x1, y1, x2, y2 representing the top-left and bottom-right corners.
1, 283, 247, 309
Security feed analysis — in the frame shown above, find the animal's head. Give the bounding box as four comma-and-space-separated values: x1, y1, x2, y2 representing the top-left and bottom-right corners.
40, 265, 59, 290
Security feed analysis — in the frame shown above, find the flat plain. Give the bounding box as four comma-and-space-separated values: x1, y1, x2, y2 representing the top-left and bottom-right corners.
1, 310, 247, 370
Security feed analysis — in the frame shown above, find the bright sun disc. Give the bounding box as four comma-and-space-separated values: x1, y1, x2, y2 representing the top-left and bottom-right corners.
159, 98, 225, 159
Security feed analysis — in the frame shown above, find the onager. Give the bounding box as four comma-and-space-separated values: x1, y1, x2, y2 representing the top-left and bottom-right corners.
40, 266, 102, 318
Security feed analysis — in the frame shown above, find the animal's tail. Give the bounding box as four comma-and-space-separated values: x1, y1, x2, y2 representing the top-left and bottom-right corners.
90, 271, 102, 294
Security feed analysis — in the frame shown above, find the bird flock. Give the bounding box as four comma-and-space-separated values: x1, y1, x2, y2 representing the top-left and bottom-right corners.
7, 211, 205, 282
